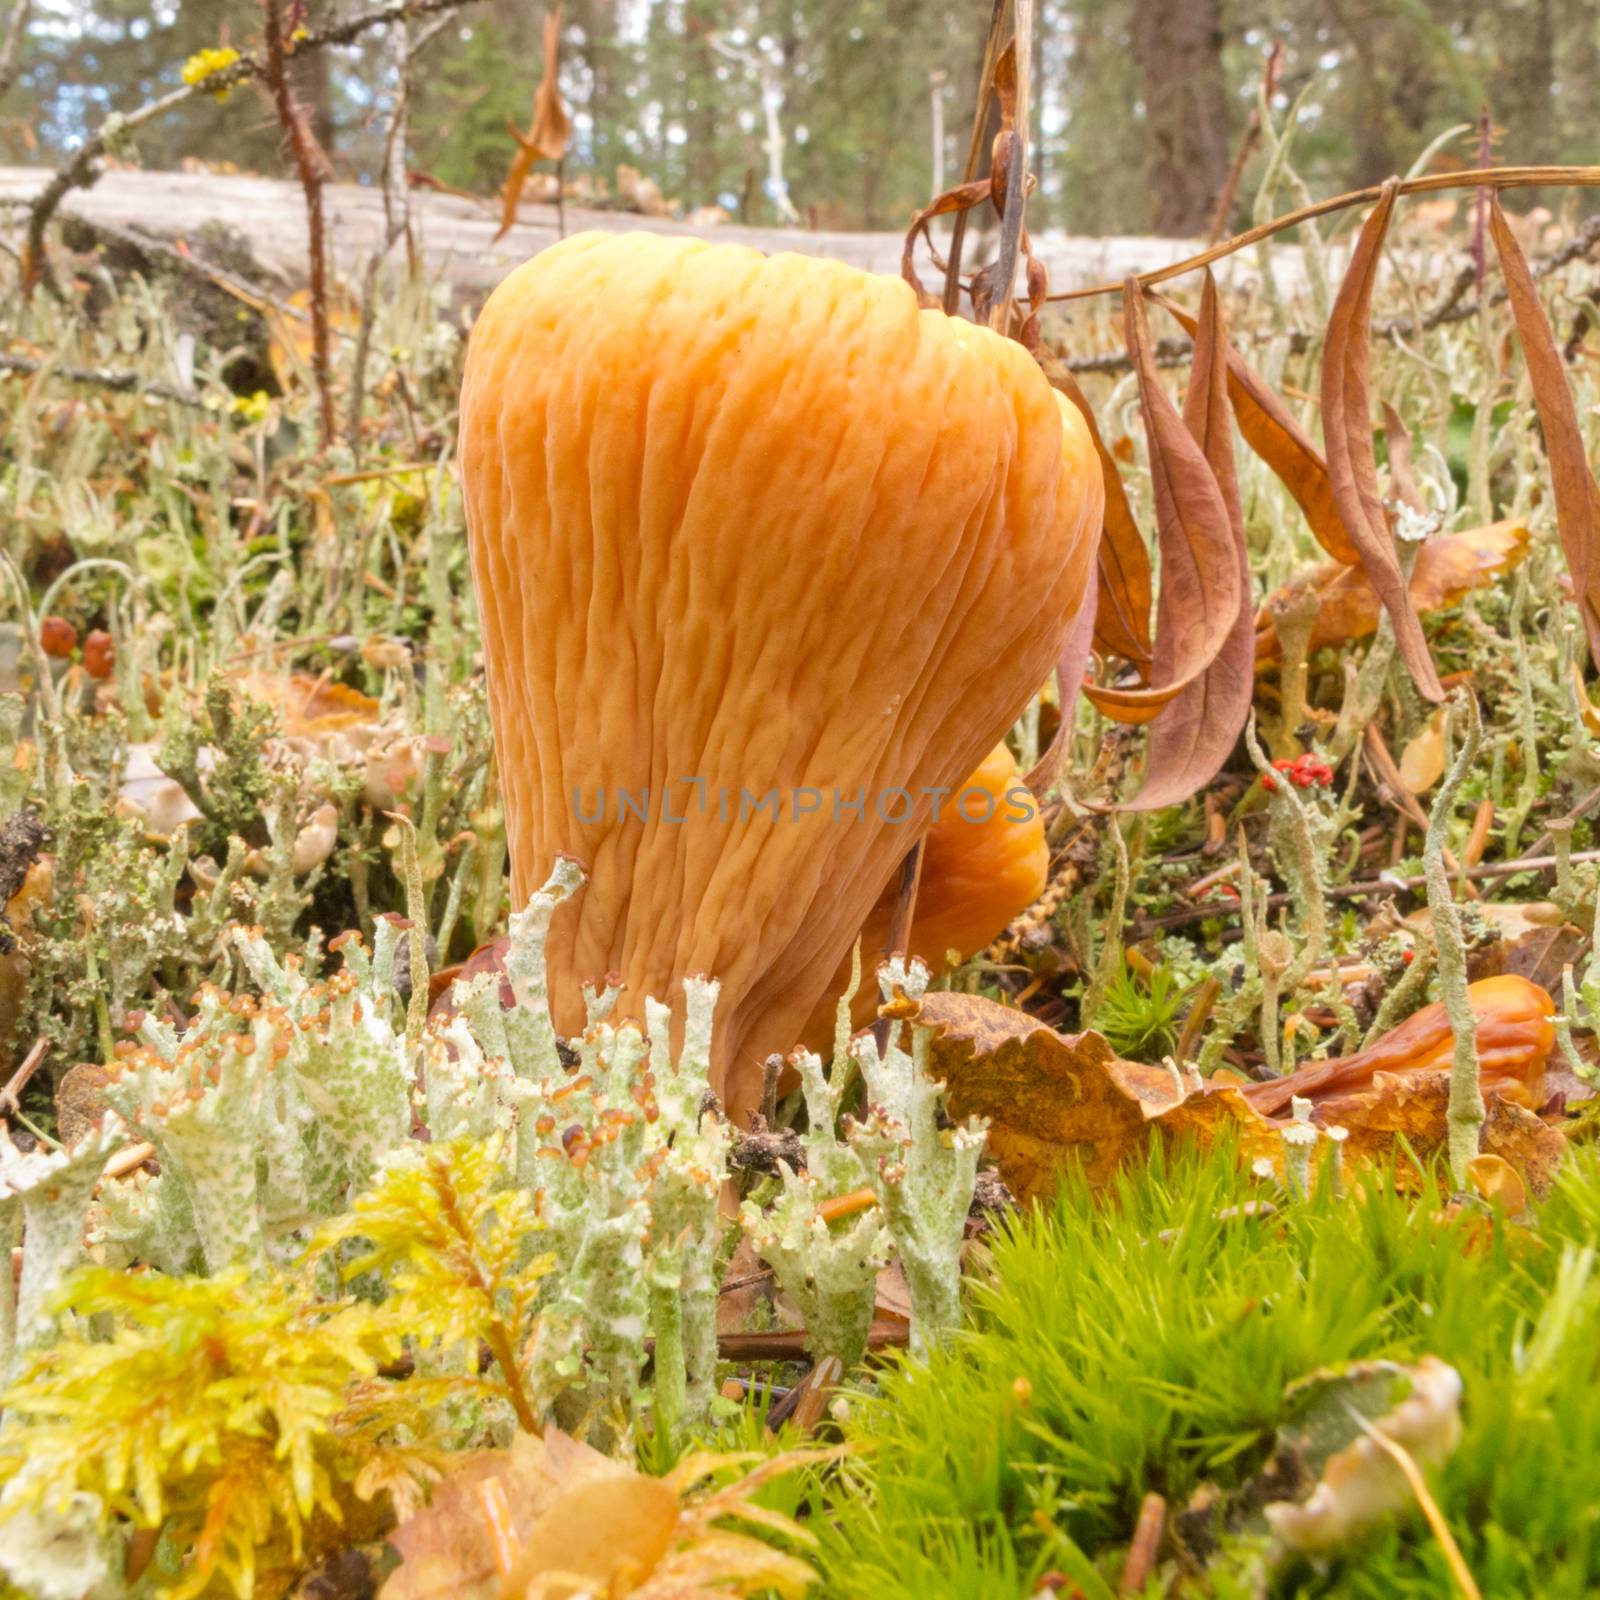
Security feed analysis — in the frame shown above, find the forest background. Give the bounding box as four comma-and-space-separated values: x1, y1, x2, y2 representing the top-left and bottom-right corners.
4, 0, 1595, 243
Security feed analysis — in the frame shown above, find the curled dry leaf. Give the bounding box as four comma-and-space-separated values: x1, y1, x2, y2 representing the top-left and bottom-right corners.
1154, 292, 1356, 564
1264, 1357, 1463, 1554
1315, 1073, 1566, 1199
1398, 708, 1447, 795
900, 43, 1047, 342
912, 976, 1563, 1204
1489, 194, 1600, 668
1254, 520, 1530, 659
1465, 1152, 1529, 1215
1077, 282, 1245, 740
1121, 271, 1255, 810
1243, 975, 1556, 1117
1040, 352, 1152, 675
494, 8, 572, 244
1320, 179, 1444, 702
1380, 400, 1428, 515
380, 1428, 825, 1600
911, 989, 1279, 1202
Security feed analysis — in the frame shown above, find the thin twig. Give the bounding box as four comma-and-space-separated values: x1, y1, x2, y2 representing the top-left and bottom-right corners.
347, 11, 451, 452
1347, 1409, 1483, 1600
1048, 164, 1600, 305
1522, 779, 1600, 861
986, 0, 1032, 334
261, 0, 335, 449
0, 1037, 47, 1119
1138, 847, 1600, 933
1060, 214, 1600, 376
941, 0, 1007, 316
0, 0, 31, 102
18, 0, 488, 295
0, 350, 204, 406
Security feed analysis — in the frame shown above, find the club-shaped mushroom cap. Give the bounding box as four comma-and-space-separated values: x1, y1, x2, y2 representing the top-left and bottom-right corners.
460, 231, 1101, 1120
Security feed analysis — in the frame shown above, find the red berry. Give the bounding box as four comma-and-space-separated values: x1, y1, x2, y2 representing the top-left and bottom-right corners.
38, 615, 77, 658
83, 629, 114, 679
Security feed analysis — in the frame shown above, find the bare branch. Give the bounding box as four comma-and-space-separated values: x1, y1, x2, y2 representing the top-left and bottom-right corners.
18, 0, 487, 296
0, 350, 205, 406
0, 0, 31, 103
260, 0, 335, 449
348, 12, 453, 451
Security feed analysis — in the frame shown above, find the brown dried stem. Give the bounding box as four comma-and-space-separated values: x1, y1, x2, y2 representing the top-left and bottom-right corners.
987, 0, 1032, 335
941, 0, 1007, 315
261, 0, 335, 450
1048, 164, 1600, 305
0, 0, 31, 103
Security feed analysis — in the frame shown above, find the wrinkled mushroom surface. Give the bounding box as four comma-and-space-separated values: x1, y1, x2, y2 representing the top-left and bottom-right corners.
460, 231, 1101, 1119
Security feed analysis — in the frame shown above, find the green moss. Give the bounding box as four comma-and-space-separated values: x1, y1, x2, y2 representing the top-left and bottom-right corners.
819, 1141, 1600, 1598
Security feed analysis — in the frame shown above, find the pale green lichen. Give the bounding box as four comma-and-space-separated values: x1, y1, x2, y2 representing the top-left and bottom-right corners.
1424, 690, 1486, 1188
847, 957, 986, 1356
0, 1120, 125, 1373
742, 1042, 890, 1372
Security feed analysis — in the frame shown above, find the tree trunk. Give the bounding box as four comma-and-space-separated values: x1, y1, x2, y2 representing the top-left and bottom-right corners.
1131, 0, 1231, 236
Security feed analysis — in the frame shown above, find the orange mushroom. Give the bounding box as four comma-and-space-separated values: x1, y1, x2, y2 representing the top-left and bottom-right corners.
803, 742, 1049, 1048
1244, 973, 1556, 1116
459, 232, 1101, 1120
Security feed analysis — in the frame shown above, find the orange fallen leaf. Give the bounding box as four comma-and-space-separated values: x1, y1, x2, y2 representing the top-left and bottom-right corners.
1255, 521, 1530, 660
911, 991, 1279, 1202
230, 669, 380, 736
1321, 181, 1443, 702
1316, 1073, 1565, 1199
1242, 975, 1556, 1118
911, 977, 1564, 1203
1398, 708, 1447, 796
381, 1429, 826, 1600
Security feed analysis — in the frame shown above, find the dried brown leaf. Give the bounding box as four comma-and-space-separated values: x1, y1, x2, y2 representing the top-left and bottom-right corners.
1398, 708, 1447, 795
899, 179, 995, 308
1381, 401, 1427, 514
1079, 281, 1245, 729
912, 990, 1279, 1202
1489, 194, 1600, 666
1041, 353, 1154, 673
1117, 272, 1254, 809
1154, 292, 1356, 563
1317, 1074, 1565, 1198
1254, 520, 1530, 658
1320, 179, 1444, 701
1242, 975, 1555, 1118
494, 9, 570, 244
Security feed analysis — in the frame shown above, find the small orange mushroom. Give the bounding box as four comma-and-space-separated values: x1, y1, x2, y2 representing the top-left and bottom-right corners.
1244, 973, 1555, 1116
460, 233, 1101, 1120
803, 742, 1049, 1047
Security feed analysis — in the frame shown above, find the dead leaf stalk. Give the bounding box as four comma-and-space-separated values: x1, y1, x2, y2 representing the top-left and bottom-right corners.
260, 0, 335, 451
1424, 692, 1486, 1186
